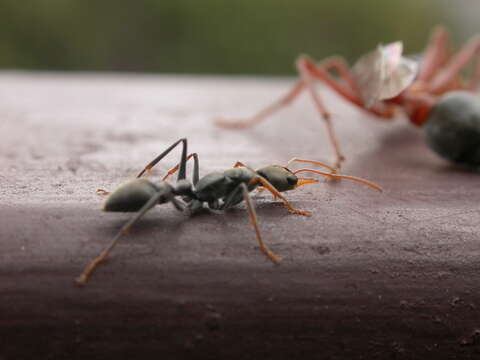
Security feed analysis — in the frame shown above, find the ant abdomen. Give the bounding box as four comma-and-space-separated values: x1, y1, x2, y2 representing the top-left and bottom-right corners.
104, 179, 160, 212
425, 91, 480, 168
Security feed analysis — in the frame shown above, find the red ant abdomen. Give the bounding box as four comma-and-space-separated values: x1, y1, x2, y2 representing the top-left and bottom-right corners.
425, 91, 480, 168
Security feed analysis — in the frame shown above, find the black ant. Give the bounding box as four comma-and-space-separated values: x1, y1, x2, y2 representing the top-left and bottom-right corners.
76, 138, 381, 285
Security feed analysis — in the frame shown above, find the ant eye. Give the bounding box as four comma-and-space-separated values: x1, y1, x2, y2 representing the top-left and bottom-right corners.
287, 174, 298, 185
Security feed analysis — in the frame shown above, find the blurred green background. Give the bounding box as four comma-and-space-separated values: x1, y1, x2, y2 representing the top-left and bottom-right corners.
0, 0, 476, 75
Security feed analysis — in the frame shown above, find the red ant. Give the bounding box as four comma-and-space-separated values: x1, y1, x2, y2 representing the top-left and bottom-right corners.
216, 26, 480, 170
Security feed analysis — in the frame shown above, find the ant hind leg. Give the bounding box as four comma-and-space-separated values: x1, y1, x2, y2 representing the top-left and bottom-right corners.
161, 153, 200, 185
137, 138, 188, 181
75, 191, 166, 286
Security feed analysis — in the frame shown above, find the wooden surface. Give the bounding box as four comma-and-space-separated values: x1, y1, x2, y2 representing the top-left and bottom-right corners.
0, 72, 479, 359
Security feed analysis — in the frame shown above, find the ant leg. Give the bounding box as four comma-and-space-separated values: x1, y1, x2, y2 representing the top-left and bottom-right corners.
473, 59, 480, 90
96, 139, 191, 195
296, 56, 345, 170
417, 26, 451, 83
233, 161, 246, 168
75, 191, 166, 286
161, 153, 200, 185
215, 80, 305, 128
214, 55, 366, 130
250, 176, 311, 216
233, 160, 270, 194
170, 197, 187, 212
231, 159, 267, 194
303, 56, 396, 119
214, 56, 374, 130
429, 35, 480, 93
298, 56, 402, 169
241, 183, 282, 264
316, 56, 360, 95
137, 138, 188, 181
222, 183, 282, 264
469, 49, 480, 90
400, 91, 437, 126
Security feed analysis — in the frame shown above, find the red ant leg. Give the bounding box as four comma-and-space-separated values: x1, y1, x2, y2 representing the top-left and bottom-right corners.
214, 57, 356, 129
302, 56, 397, 119
417, 26, 451, 83
215, 80, 305, 128
429, 35, 480, 94
215, 54, 394, 131
298, 56, 402, 167
296, 55, 345, 168
316, 56, 360, 95
400, 91, 437, 126
470, 55, 480, 90
315, 55, 397, 117
217, 55, 396, 168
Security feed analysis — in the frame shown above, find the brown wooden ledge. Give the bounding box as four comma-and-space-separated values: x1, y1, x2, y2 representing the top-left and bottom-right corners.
0, 72, 479, 359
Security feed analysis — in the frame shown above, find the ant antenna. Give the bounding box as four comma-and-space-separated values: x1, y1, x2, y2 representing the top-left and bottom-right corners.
286, 158, 337, 172
293, 168, 383, 192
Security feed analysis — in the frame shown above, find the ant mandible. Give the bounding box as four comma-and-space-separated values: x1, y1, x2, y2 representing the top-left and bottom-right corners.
75, 138, 381, 285
216, 26, 480, 170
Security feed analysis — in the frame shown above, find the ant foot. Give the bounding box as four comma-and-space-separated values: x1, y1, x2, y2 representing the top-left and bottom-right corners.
261, 248, 283, 264
74, 275, 88, 286
269, 254, 282, 265
290, 208, 311, 216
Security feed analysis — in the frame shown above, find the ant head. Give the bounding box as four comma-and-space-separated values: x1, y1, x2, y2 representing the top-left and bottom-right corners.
256, 165, 317, 192
104, 179, 163, 212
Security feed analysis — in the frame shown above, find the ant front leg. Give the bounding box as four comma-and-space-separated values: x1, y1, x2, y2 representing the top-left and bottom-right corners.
240, 183, 282, 264
296, 55, 345, 170
214, 56, 363, 131
249, 176, 311, 216
297, 55, 400, 170
302, 56, 397, 119
316, 56, 361, 96
222, 182, 282, 264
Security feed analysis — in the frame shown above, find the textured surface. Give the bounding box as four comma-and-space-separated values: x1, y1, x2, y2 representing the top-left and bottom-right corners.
1, 72, 479, 359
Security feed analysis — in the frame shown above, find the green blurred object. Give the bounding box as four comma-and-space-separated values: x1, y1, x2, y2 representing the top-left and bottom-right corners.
0, 0, 455, 74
